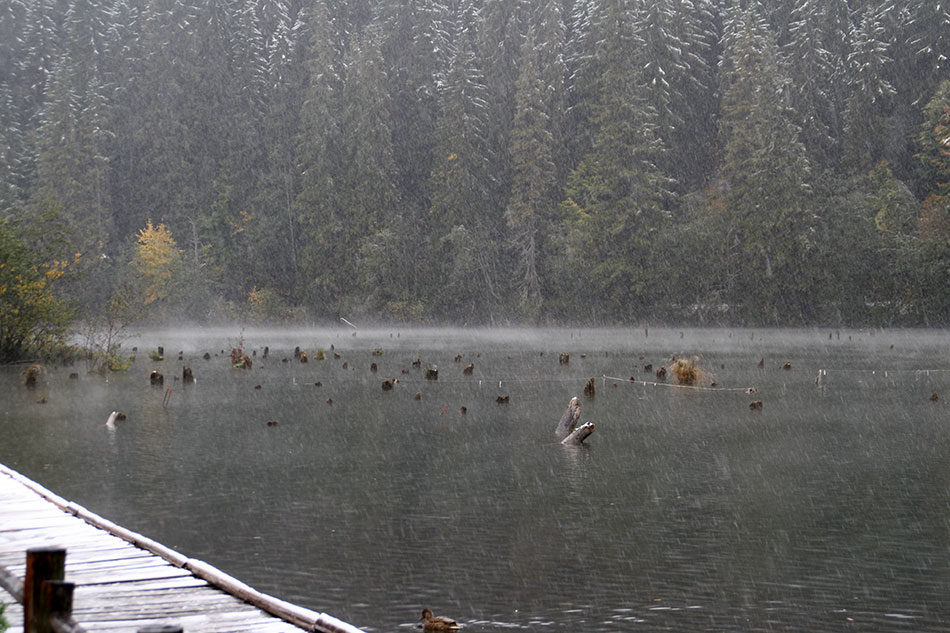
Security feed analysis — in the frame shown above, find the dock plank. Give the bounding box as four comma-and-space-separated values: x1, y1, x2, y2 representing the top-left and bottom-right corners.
0, 464, 366, 633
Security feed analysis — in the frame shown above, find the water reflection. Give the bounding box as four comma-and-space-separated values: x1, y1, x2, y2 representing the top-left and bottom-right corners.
2, 327, 950, 632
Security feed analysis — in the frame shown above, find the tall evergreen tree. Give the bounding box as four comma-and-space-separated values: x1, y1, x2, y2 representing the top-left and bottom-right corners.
562, 0, 605, 169
0, 0, 30, 207
377, 0, 443, 215
842, 4, 895, 174
715, 0, 815, 323
294, 0, 347, 313
428, 0, 501, 320
101, 0, 144, 243
633, 0, 717, 192
339, 29, 401, 255
531, 0, 569, 185
31, 53, 113, 265
478, 0, 529, 216
505, 27, 558, 319
561, 0, 672, 320
252, 2, 306, 295
784, 0, 850, 170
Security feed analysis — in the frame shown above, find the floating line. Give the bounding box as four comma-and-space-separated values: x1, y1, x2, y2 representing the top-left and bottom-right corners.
601, 374, 755, 392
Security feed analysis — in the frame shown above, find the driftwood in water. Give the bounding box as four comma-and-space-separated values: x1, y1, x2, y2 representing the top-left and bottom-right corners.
562, 421, 595, 445
555, 397, 581, 438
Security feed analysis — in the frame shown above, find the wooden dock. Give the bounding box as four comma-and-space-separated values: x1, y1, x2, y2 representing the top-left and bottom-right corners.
0, 463, 366, 633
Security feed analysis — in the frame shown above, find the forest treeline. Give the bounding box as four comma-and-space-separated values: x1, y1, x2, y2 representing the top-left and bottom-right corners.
2, 0, 950, 352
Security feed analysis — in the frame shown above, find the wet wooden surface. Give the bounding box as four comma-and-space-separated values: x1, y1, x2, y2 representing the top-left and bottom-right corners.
0, 464, 363, 633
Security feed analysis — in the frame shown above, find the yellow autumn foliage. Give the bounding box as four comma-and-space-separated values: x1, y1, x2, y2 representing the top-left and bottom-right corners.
132, 219, 182, 305
0, 220, 74, 360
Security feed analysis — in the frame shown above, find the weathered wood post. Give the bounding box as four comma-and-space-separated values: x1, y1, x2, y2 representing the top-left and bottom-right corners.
38, 579, 74, 633
24, 547, 65, 633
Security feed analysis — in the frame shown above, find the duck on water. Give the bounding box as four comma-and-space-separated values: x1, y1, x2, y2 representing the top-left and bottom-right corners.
419, 608, 460, 631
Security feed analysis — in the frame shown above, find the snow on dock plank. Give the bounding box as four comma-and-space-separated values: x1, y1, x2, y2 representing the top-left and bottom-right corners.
0, 464, 366, 633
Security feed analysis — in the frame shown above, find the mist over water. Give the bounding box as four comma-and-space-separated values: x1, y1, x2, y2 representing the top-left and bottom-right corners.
2, 327, 950, 632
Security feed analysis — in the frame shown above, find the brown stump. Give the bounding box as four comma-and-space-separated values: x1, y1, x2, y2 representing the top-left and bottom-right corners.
583, 377, 596, 397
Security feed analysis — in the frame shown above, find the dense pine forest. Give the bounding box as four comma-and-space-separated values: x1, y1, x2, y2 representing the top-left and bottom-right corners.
2, 0, 950, 350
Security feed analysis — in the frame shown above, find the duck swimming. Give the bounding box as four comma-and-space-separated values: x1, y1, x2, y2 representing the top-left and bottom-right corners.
418, 609, 460, 631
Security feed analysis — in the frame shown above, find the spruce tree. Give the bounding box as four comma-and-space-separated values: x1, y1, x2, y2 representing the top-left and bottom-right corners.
784, 0, 850, 170
294, 0, 346, 313
505, 28, 558, 319
561, 0, 672, 320
428, 0, 500, 320
716, 1, 815, 323
841, 4, 895, 174
633, 0, 717, 192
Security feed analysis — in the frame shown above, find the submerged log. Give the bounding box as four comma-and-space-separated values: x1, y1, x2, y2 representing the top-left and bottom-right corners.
561, 421, 595, 445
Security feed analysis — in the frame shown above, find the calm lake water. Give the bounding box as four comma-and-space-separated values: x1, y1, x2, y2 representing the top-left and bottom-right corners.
2, 327, 949, 632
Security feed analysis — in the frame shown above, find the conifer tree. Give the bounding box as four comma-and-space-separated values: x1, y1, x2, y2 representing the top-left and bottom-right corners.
506, 28, 558, 319
102, 0, 146, 242
784, 0, 850, 170
378, 0, 443, 213
633, 0, 717, 191
294, 1, 347, 312
531, 0, 569, 186
478, 0, 530, 215
561, 0, 672, 320
562, 0, 605, 168
428, 0, 500, 319
339, 29, 401, 253
253, 3, 307, 294
842, 4, 895, 173
716, 1, 815, 323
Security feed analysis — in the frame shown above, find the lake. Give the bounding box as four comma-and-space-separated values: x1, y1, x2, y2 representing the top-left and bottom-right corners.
2, 327, 949, 632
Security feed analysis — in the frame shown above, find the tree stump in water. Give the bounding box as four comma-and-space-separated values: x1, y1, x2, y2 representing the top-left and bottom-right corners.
23, 365, 42, 388
583, 377, 595, 397
555, 396, 594, 444
562, 422, 595, 445
556, 397, 581, 437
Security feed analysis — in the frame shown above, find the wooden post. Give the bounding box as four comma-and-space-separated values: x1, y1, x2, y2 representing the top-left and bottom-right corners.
38, 580, 73, 633
24, 548, 66, 633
